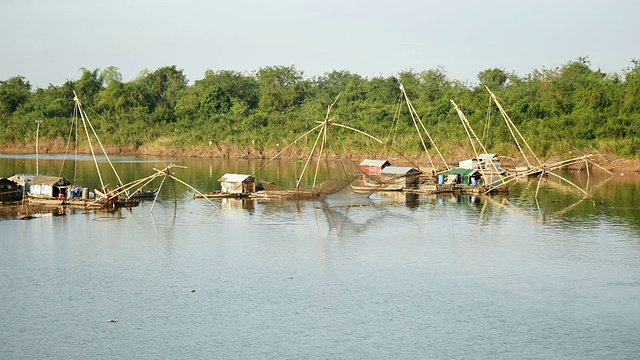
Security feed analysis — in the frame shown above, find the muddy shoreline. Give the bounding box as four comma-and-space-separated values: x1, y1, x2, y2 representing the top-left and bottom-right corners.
1, 141, 639, 173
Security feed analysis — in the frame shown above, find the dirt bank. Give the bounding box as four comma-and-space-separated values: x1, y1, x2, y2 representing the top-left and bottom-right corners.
1, 140, 639, 173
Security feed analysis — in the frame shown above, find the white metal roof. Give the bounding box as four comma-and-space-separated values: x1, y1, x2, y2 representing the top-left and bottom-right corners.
478, 153, 498, 160
380, 166, 419, 175
30, 175, 69, 186
218, 173, 253, 183
359, 159, 390, 167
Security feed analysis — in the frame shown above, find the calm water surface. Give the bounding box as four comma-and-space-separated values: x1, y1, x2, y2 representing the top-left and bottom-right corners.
1, 155, 639, 359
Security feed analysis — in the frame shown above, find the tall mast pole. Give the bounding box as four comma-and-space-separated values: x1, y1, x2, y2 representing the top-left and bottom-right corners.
35, 120, 42, 175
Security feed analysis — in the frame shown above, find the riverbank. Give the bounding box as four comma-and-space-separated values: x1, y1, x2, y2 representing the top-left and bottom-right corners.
1, 140, 638, 173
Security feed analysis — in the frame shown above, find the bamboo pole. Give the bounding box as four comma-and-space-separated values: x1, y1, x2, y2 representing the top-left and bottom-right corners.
298, 120, 325, 190
73, 91, 124, 186
588, 159, 613, 175
400, 84, 449, 170
450, 100, 507, 187
401, 84, 435, 170
74, 92, 106, 192
312, 121, 328, 189
150, 171, 169, 213
169, 174, 218, 208
546, 171, 589, 196
251, 122, 324, 177
486, 87, 543, 168
535, 174, 544, 212
328, 122, 416, 166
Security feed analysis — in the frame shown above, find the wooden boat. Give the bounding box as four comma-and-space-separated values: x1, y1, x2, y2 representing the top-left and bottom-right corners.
249, 189, 322, 201
194, 191, 248, 200
129, 189, 158, 200
348, 182, 403, 193
28, 196, 64, 206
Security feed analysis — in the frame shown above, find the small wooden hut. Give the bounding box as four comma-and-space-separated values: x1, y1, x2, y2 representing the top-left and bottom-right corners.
359, 159, 391, 175
28, 176, 71, 198
446, 168, 483, 186
0, 178, 22, 201
379, 166, 422, 190
7, 173, 36, 193
218, 173, 255, 194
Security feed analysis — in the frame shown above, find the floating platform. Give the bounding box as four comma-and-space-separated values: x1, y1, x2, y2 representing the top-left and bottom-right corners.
194, 192, 250, 200
249, 190, 322, 201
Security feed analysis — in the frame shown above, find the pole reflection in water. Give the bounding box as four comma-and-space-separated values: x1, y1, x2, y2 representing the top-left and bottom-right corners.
0, 155, 639, 359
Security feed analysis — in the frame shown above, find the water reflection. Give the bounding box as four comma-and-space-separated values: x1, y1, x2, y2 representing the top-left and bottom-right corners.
221, 198, 255, 213
1, 155, 640, 231
3, 156, 640, 360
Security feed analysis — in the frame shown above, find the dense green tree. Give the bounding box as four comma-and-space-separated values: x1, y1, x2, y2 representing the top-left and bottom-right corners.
256, 65, 306, 112
2, 58, 640, 158
477, 68, 508, 89
137, 65, 187, 117
101, 66, 123, 88
196, 70, 259, 109
74, 68, 104, 105
199, 86, 231, 117
621, 59, 640, 114
0, 76, 31, 115
28, 81, 76, 119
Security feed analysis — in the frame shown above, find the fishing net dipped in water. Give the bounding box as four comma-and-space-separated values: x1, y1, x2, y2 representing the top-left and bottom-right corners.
317, 153, 371, 199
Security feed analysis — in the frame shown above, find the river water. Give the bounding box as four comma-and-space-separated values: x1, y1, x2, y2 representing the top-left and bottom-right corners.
1, 155, 639, 359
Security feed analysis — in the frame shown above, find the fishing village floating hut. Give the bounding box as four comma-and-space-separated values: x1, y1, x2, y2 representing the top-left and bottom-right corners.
378, 166, 422, 190
459, 153, 501, 170
414, 168, 488, 195
351, 160, 422, 193
0, 178, 21, 202
219, 173, 255, 195
359, 159, 391, 175
194, 173, 255, 199
28, 176, 71, 200
445, 168, 484, 187
7, 174, 35, 194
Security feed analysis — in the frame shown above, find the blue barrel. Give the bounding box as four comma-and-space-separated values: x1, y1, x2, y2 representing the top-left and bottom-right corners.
471, 177, 477, 186
438, 174, 444, 184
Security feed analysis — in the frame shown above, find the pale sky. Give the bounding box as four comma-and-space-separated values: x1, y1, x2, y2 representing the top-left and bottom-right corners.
1, 0, 638, 88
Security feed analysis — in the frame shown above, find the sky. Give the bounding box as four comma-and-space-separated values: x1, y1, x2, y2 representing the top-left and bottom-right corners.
1, 0, 639, 88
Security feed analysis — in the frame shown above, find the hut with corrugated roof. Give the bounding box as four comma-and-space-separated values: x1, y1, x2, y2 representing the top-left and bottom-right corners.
359, 159, 391, 175
7, 173, 36, 193
446, 168, 483, 186
218, 173, 255, 194
379, 166, 422, 190
28, 176, 71, 198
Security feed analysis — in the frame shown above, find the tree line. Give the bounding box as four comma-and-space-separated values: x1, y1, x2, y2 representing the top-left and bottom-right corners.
1, 57, 639, 159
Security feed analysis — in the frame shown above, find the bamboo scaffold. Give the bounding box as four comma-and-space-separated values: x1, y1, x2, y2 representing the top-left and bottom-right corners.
250, 94, 419, 199
485, 86, 543, 169
450, 99, 508, 189
148, 163, 218, 213
72, 91, 124, 195
481, 88, 613, 197
84, 163, 218, 213
399, 83, 450, 173
69, 103, 217, 211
